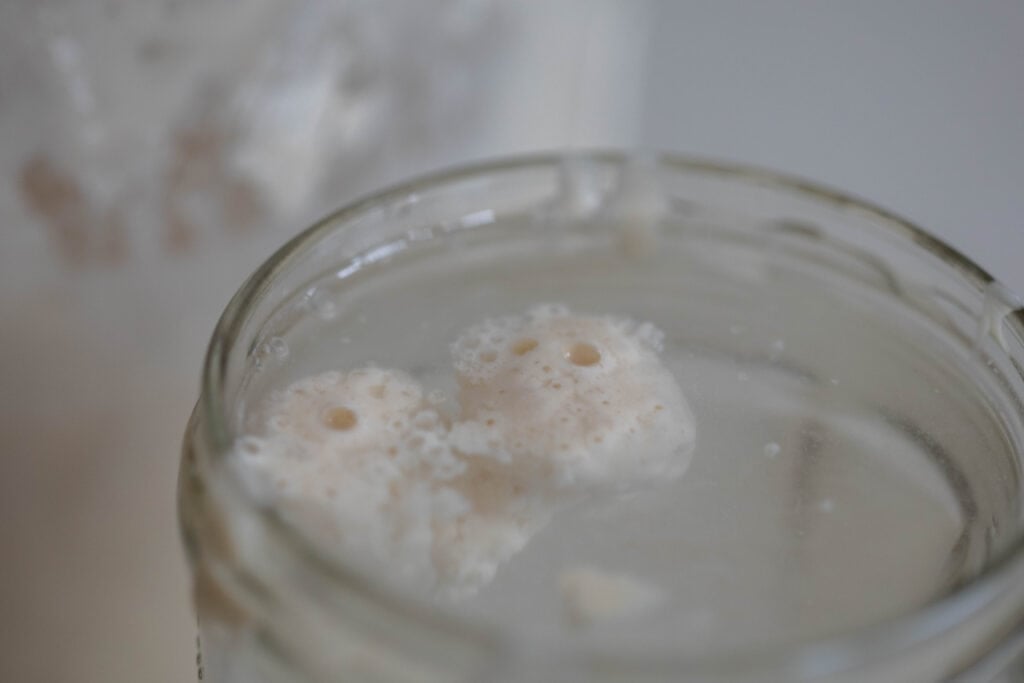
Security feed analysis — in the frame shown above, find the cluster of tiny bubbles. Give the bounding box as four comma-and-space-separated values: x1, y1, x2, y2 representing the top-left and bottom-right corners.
632, 321, 665, 352
306, 287, 339, 321
251, 337, 289, 372
267, 337, 290, 360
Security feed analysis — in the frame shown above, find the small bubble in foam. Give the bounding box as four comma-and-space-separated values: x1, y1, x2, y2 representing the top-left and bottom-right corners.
323, 406, 358, 431
763, 442, 781, 458
566, 342, 601, 367
819, 499, 835, 513
511, 338, 538, 356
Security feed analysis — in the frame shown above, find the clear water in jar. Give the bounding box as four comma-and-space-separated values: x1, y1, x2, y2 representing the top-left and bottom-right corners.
236, 205, 1018, 659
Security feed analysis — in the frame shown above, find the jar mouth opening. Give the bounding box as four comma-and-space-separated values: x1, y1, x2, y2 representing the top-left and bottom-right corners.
194, 150, 1024, 677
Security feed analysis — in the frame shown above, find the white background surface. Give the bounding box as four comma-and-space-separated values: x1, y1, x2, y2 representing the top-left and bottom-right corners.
641, 1, 1024, 294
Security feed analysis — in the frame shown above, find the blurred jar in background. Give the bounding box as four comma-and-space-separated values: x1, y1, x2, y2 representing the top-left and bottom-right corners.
0, 0, 649, 271
4, 0, 507, 263
0, 2, 651, 683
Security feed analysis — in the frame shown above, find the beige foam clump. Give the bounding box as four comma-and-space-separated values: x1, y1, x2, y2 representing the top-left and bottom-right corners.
451, 304, 696, 490
559, 566, 664, 627
431, 455, 552, 596
253, 367, 468, 481
235, 304, 696, 598
235, 367, 468, 589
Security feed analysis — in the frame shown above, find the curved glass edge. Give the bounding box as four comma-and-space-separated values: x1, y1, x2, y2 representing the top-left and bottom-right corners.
187, 150, 1024, 679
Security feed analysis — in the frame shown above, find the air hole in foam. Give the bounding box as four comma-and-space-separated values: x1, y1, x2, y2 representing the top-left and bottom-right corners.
511, 338, 538, 356
324, 406, 358, 431
567, 342, 601, 366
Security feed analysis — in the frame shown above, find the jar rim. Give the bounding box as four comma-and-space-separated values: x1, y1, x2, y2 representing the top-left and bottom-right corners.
193, 150, 1024, 678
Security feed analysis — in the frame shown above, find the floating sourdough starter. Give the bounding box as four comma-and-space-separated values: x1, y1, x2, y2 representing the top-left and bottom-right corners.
235, 305, 696, 601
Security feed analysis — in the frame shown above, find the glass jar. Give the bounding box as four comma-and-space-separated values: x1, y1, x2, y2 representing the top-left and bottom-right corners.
179, 152, 1024, 682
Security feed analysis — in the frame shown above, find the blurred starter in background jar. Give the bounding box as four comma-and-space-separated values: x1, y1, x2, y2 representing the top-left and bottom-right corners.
0, 3, 650, 683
